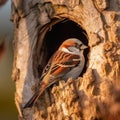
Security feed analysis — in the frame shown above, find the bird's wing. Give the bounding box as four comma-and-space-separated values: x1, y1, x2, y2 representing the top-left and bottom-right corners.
40, 58, 52, 80
40, 50, 80, 79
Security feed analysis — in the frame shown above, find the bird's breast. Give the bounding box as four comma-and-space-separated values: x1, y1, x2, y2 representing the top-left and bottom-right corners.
63, 55, 85, 80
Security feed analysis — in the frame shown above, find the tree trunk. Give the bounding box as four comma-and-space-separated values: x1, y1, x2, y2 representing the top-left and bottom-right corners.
11, 0, 120, 120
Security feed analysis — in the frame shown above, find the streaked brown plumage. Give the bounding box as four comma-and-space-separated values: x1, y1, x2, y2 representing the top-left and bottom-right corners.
24, 38, 88, 108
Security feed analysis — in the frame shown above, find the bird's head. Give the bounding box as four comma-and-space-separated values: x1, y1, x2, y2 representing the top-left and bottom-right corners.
59, 38, 88, 55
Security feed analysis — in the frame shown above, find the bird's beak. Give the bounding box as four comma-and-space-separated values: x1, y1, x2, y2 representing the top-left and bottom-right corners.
81, 45, 88, 50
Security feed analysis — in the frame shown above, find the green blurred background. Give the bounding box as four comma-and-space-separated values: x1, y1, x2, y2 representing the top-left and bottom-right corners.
0, 0, 18, 119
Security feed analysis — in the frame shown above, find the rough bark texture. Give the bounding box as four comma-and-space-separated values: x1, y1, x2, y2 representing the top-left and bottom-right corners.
11, 0, 120, 120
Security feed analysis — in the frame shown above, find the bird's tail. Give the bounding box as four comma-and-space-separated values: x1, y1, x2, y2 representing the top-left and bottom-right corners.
23, 90, 40, 108
23, 82, 46, 108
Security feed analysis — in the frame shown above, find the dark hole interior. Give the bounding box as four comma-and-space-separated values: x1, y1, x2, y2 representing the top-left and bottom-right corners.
43, 19, 89, 77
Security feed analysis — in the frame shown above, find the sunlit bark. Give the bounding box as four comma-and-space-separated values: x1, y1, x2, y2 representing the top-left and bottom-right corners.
11, 0, 120, 119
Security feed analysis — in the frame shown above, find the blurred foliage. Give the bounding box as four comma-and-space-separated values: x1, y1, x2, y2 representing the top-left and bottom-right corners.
0, 0, 18, 119
0, 41, 5, 60
0, 0, 8, 7
0, 37, 18, 120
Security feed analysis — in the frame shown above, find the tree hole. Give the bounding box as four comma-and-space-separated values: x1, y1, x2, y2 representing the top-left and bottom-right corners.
37, 18, 89, 78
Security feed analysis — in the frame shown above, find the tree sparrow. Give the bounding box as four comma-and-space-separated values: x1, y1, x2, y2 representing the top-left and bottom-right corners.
24, 38, 88, 108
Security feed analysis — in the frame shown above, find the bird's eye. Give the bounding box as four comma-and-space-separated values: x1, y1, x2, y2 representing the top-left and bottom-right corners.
75, 44, 82, 49
79, 44, 82, 47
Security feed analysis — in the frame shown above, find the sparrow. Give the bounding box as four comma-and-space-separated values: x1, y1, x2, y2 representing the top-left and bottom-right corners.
24, 38, 88, 108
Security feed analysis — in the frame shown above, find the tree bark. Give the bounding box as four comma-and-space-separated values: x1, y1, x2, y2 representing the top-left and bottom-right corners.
11, 0, 120, 120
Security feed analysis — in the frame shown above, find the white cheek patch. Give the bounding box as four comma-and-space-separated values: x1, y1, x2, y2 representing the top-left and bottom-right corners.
61, 47, 70, 53
68, 46, 79, 52
61, 47, 80, 55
